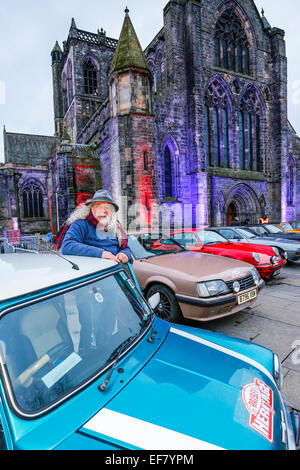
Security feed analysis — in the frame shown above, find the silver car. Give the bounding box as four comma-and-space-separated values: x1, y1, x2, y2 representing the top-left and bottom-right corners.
214, 227, 300, 263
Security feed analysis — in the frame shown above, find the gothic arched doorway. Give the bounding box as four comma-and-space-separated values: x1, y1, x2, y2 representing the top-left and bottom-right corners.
225, 183, 261, 225
226, 202, 237, 226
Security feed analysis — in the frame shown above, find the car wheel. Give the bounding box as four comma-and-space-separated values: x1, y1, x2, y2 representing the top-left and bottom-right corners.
146, 284, 183, 323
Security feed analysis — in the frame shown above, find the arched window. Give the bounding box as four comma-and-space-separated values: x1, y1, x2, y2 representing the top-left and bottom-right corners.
22, 181, 44, 219
62, 74, 68, 114
204, 78, 231, 168
155, 53, 163, 90
164, 146, 173, 198
83, 58, 98, 95
239, 87, 263, 171
215, 9, 251, 75
204, 104, 211, 166
222, 108, 229, 167
287, 158, 295, 205
67, 61, 73, 105
239, 110, 245, 170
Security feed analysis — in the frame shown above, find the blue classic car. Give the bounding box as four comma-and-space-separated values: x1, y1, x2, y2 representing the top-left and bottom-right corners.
0, 253, 299, 450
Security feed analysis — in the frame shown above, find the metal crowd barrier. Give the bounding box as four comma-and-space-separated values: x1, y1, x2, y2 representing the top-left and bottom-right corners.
0, 235, 52, 254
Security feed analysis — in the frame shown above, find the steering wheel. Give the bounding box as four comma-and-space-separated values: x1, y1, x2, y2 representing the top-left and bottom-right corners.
16, 354, 50, 388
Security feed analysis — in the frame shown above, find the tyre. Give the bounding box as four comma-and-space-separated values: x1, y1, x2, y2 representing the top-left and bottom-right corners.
146, 284, 183, 323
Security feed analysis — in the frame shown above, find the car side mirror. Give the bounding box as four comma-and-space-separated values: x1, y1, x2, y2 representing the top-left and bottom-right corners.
148, 292, 160, 310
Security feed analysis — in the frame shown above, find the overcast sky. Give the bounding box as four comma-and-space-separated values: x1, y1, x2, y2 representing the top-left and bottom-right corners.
0, 0, 299, 163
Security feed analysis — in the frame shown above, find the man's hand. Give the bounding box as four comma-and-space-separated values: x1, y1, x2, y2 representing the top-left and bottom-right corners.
116, 252, 129, 264
101, 250, 119, 262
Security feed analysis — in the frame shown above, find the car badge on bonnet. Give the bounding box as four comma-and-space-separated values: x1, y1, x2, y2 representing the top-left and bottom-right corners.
233, 281, 241, 293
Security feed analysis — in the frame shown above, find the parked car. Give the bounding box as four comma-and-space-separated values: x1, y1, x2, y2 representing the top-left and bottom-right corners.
274, 223, 300, 233
127, 235, 264, 323
152, 229, 287, 279
248, 224, 300, 242
213, 227, 300, 263
0, 253, 298, 450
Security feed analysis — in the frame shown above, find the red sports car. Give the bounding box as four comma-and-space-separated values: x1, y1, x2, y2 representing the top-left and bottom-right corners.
151, 228, 286, 279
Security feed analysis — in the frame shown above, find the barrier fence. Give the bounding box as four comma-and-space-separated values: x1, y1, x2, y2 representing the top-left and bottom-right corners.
0, 235, 52, 254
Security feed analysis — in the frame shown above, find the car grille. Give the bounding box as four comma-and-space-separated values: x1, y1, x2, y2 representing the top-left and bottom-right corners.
226, 275, 255, 292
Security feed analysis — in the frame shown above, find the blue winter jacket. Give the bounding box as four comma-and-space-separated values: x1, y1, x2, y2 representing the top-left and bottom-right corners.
61, 219, 132, 262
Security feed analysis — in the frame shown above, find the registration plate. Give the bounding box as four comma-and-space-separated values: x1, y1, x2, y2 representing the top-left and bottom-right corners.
238, 289, 257, 305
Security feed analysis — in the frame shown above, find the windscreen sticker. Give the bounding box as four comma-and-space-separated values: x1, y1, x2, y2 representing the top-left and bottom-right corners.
41, 352, 82, 389
241, 378, 274, 443
94, 292, 104, 303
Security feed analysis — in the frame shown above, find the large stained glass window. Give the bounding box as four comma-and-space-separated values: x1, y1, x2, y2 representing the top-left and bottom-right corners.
239, 87, 263, 171
204, 78, 231, 168
22, 181, 44, 219
83, 58, 98, 95
287, 158, 295, 205
164, 146, 173, 198
215, 9, 251, 75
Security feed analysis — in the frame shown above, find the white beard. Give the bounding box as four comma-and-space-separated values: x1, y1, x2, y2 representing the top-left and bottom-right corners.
67, 203, 123, 246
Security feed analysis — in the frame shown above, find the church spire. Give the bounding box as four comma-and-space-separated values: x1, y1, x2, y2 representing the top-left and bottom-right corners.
70, 18, 77, 30
110, 8, 150, 75
261, 8, 271, 31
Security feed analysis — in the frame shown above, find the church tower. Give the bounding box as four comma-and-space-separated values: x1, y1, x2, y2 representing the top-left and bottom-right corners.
108, 8, 158, 228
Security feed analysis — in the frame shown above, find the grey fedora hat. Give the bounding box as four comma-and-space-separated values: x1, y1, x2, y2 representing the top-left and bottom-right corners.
86, 189, 119, 212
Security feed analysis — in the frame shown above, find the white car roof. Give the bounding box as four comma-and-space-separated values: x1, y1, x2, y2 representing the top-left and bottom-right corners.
0, 253, 117, 302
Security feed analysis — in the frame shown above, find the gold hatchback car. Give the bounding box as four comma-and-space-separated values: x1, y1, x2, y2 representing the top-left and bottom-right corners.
128, 235, 265, 323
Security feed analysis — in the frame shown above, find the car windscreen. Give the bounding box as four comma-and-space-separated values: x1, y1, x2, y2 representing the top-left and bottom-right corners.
0, 270, 152, 416
236, 228, 256, 238
128, 235, 156, 259
266, 225, 283, 233
281, 223, 293, 231
196, 230, 228, 245
217, 229, 242, 240
128, 235, 184, 258
249, 226, 268, 235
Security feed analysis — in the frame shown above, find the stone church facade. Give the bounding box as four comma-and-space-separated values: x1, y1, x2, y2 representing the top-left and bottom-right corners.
1, 0, 299, 234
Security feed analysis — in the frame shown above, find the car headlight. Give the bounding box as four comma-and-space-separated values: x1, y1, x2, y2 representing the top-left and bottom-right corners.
271, 256, 278, 264
273, 353, 283, 390
197, 280, 231, 298
251, 268, 260, 286
273, 247, 280, 256
252, 252, 260, 263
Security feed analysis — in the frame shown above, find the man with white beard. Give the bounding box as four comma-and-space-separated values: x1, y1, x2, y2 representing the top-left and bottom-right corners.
55, 189, 132, 264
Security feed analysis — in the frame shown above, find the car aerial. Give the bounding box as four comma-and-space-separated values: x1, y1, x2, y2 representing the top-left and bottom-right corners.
213, 227, 300, 263
248, 224, 300, 242
127, 235, 264, 323
151, 229, 286, 280
0, 253, 299, 451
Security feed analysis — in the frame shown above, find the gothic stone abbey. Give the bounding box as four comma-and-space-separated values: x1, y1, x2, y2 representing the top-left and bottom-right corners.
1, 0, 299, 234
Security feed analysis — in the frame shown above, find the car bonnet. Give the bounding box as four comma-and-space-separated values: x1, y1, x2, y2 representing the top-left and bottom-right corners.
139, 251, 253, 281
78, 325, 286, 450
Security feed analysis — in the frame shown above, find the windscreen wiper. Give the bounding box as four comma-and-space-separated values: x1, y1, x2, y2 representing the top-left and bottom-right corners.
98, 334, 139, 392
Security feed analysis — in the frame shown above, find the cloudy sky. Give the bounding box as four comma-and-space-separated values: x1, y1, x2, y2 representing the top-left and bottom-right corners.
0, 0, 299, 162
